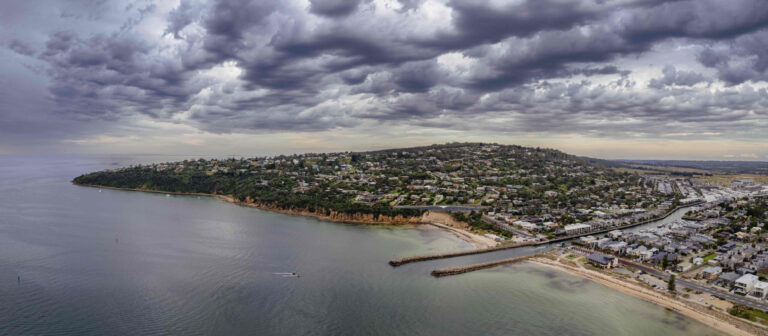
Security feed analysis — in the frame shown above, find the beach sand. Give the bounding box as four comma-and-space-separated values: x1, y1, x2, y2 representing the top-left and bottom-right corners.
530, 257, 766, 336
420, 211, 498, 248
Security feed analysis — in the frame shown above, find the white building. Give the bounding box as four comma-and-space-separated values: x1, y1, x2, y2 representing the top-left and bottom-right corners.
565, 223, 592, 235
580, 235, 597, 245
514, 221, 537, 231
735, 274, 760, 295
607, 241, 627, 253
752, 281, 768, 299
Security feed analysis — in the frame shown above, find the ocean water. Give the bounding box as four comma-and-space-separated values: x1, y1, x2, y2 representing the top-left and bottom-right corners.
0, 154, 722, 335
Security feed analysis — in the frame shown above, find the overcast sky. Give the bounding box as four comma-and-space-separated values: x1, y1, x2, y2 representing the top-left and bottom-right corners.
1, 0, 767, 159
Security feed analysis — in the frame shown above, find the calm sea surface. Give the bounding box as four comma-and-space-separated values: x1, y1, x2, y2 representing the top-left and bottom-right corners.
0, 155, 722, 335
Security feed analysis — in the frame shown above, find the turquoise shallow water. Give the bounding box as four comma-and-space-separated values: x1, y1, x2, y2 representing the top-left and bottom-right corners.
0, 155, 722, 335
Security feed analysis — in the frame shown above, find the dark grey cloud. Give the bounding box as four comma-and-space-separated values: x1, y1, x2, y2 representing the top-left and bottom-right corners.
2, 0, 768, 150
309, 0, 365, 18
6, 39, 36, 56
698, 29, 768, 84
648, 65, 709, 88
425, 0, 598, 49
618, 0, 768, 42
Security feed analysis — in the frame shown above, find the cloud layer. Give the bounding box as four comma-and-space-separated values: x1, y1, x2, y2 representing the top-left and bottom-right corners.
1, 0, 768, 156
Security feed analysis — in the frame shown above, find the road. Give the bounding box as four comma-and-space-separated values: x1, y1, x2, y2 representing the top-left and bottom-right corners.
572, 246, 768, 312
618, 259, 768, 312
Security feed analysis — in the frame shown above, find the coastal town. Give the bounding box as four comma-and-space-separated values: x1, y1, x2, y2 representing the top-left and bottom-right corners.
411, 178, 768, 335
73, 142, 768, 334
75, 143, 685, 234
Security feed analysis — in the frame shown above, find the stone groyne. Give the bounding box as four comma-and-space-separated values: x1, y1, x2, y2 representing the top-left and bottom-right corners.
430, 255, 533, 277
388, 242, 534, 267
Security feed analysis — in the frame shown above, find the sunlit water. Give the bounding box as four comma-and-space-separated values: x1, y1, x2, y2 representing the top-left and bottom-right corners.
0, 155, 722, 335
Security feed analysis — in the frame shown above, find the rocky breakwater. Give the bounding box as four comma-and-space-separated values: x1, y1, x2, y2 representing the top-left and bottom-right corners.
389, 242, 534, 267
430, 255, 533, 277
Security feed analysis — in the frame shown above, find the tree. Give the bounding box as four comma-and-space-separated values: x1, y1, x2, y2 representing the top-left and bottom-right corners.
668, 274, 676, 292
661, 254, 669, 270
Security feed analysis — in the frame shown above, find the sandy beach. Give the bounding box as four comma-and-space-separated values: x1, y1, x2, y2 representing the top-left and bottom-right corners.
530, 257, 766, 336
420, 211, 498, 248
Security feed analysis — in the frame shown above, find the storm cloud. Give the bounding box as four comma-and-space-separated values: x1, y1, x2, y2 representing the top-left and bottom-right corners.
1, 0, 768, 154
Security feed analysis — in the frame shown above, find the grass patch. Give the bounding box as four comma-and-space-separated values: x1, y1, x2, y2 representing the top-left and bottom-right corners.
702, 253, 718, 263
729, 305, 768, 326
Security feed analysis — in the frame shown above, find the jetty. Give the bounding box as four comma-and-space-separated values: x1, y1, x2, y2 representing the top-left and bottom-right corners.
389, 242, 534, 266
430, 255, 532, 277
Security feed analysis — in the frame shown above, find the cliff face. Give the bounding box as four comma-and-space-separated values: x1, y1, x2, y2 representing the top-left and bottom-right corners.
234, 198, 423, 225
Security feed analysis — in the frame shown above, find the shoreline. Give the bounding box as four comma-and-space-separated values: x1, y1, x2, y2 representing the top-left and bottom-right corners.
422, 222, 498, 249
530, 257, 765, 336
74, 183, 496, 248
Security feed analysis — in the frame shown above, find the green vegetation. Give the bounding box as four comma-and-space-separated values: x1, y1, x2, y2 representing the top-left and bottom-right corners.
702, 253, 718, 263
74, 161, 423, 219
667, 274, 676, 292
73, 143, 645, 229
451, 211, 508, 237
729, 305, 768, 325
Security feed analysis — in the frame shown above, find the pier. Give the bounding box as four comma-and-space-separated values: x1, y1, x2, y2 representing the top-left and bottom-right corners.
389, 242, 534, 266
430, 255, 533, 277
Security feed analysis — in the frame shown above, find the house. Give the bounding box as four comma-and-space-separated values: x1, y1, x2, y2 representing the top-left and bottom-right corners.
597, 239, 615, 249
630, 245, 649, 257
719, 242, 737, 253
717, 272, 740, 289
639, 248, 657, 261
701, 266, 723, 280
734, 274, 760, 295
649, 252, 677, 265
515, 221, 537, 231
752, 281, 768, 299
587, 253, 618, 269
606, 241, 627, 253
580, 235, 597, 246
676, 262, 693, 272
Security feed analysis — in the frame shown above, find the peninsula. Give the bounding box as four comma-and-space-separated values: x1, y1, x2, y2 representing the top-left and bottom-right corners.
73, 143, 678, 241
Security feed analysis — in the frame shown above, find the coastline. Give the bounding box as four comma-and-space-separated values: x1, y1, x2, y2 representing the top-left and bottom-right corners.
74, 183, 497, 248
530, 257, 765, 336
423, 222, 498, 249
